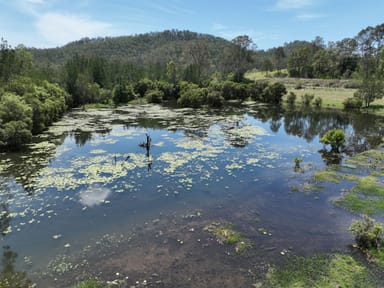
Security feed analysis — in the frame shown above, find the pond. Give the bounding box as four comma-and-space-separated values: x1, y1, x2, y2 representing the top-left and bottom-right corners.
0, 103, 383, 287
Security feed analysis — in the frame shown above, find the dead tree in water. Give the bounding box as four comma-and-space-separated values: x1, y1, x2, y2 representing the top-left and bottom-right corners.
139, 133, 153, 170
139, 133, 151, 149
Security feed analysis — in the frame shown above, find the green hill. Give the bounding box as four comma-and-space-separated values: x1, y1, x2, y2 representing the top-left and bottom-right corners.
29, 30, 231, 69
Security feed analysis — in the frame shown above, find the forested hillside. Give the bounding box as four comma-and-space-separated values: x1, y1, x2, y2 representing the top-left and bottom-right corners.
30, 24, 384, 81
30, 30, 231, 70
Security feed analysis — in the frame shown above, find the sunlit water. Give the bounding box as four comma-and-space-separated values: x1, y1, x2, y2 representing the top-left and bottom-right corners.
0, 104, 383, 287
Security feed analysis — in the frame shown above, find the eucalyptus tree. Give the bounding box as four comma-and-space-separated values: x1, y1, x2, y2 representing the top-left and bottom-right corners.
223, 35, 254, 82
273, 46, 286, 72
354, 24, 384, 107
184, 40, 209, 83
0, 40, 32, 83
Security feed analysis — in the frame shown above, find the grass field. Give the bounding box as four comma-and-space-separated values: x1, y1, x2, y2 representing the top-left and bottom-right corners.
245, 70, 384, 112
286, 86, 355, 108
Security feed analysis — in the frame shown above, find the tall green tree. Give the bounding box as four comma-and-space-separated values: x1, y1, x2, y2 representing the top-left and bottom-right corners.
0, 40, 32, 83
261, 58, 274, 76
311, 49, 336, 78
273, 46, 286, 72
166, 60, 177, 84
354, 74, 384, 108
354, 31, 384, 108
223, 35, 254, 82
184, 40, 209, 83
287, 45, 313, 78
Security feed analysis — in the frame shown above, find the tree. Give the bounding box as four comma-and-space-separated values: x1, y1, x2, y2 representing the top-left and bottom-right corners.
287, 45, 313, 78
166, 60, 177, 84
223, 35, 254, 82
354, 74, 384, 108
185, 40, 209, 83
312, 49, 336, 78
319, 128, 346, 152
261, 58, 273, 76
0, 40, 32, 83
273, 47, 285, 72
113, 83, 137, 105
334, 38, 359, 77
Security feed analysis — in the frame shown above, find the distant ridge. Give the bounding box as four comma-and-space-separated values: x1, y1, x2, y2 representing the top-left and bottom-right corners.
29, 30, 232, 67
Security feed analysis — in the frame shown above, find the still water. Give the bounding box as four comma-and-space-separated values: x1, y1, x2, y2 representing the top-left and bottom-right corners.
0, 104, 383, 287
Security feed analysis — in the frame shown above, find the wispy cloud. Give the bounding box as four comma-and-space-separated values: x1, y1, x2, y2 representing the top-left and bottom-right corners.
275, 0, 316, 10
13, 0, 113, 46
143, 2, 194, 16
296, 13, 326, 21
36, 13, 111, 46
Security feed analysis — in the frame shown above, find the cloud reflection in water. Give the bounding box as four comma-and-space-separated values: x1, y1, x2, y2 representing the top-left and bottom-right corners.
79, 186, 112, 207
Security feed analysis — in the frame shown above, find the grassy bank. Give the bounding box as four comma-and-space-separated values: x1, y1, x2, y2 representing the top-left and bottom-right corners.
261, 253, 377, 288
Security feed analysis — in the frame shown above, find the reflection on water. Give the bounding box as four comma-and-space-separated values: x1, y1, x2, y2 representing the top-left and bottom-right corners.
0, 245, 32, 287
0, 104, 383, 286
79, 186, 112, 207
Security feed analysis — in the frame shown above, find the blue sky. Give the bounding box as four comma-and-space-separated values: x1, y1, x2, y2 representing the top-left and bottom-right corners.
1, 0, 383, 50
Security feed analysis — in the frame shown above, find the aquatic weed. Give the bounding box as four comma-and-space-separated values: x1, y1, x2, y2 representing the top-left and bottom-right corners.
263, 254, 376, 288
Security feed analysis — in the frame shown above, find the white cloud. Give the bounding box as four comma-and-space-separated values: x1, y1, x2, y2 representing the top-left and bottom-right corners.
36, 13, 111, 46
296, 13, 325, 20
275, 0, 315, 10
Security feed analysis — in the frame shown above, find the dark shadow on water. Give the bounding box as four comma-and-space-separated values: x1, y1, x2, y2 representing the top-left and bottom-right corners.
0, 246, 32, 287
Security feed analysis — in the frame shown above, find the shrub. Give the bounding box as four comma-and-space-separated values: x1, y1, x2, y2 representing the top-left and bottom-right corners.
0, 93, 33, 149
319, 128, 346, 152
301, 93, 314, 107
294, 157, 303, 172
221, 81, 248, 101
343, 97, 362, 110
349, 215, 383, 250
313, 96, 322, 108
286, 91, 296, 106
155, 80, 176, 100
177, 84, 207, 108
113, 83, 137, 105
134, 78, 154, 97
262, 82, 287, 104
145, 89, 164, 103
206, 90, 224, 108
248, 81, 268, 101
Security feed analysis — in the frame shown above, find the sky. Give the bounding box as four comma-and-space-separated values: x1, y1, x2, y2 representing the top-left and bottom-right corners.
0, 0, 383, 50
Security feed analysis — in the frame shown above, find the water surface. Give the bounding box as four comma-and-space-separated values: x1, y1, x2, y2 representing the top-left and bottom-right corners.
0, 104, 383, 287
